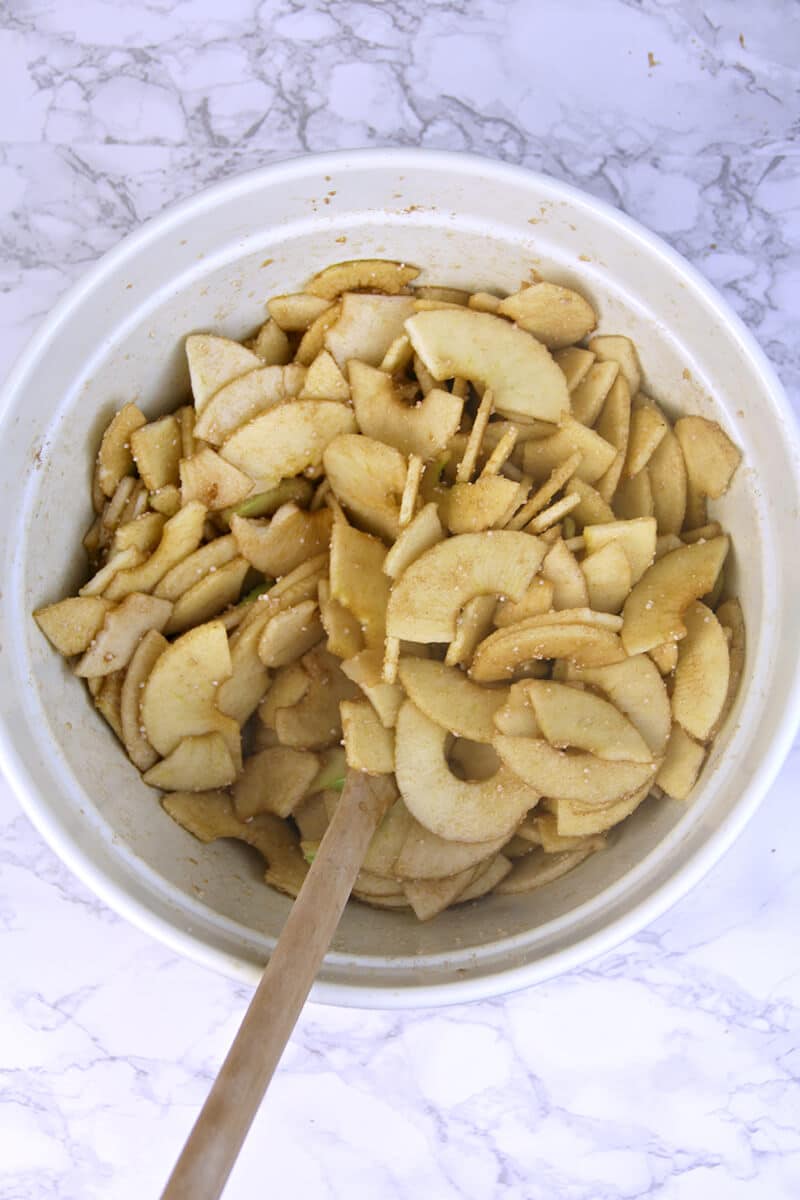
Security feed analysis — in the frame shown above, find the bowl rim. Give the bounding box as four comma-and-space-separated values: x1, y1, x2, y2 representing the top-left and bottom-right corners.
2, 147, 799, 1007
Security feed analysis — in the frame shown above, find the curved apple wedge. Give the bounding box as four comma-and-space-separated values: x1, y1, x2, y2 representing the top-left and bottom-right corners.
395, 701, 538, 842
562, 654, 671, 757
405, 309, 569, 423
397, 656, 509, 743
522, 679, 653, 762
470, 619, 625, 682
497, 281, 597, 350
671, 601, 730, 741
306, 259, 420, 299
621, 536, 729, 655
386, 531, 545, 643
494, 736, 655, 805
220, 400, 356, 487
349, 360, 463, 460
323, 433, 407, 540
439, 476, 520, 534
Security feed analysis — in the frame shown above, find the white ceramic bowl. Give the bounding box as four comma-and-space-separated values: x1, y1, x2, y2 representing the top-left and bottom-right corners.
2, 150, 799, 1007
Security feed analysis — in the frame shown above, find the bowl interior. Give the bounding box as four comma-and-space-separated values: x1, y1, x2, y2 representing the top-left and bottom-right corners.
4, 152, 799, 1004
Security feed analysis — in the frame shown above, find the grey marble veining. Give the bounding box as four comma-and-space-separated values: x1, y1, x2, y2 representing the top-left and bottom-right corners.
1, 1, 799, 1196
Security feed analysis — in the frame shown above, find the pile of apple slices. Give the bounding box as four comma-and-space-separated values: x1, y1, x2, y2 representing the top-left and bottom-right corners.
34, 258, 745, 921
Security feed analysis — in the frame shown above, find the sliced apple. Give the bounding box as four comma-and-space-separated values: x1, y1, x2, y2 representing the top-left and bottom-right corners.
568, 478, 615, 529
383, 502, 444, 581
394, 819, 509, 881
563, 654, 671, 757
220, 400, 356, 488
300, 350, 350, 401
471, 619, 625, 682
273, 647, 360, 750
217, 614, 271, 726
112, 512, 166, 558
185, 334, 262, 414
495, 842, 603, 894
140, 620, 239, 764
397, 657, 508, 743
322, 434, 406, 540
340, 698, 395, 775
650, 641, 678, 675
523, 680, 652, 762
95, 402, 146, 499
318, 577, 365, 659
621, 536, 729, 655
295, 302, 342, 366
493, 680, 542, 738
497, 280, 596, 350
75, 592, 172, 678
553, 346, 596, 392
439, 476, 520, 534
143, 731, 237, 791
405, 308, 569, 423
231, 505, 332, 577
581, 541, 632, 614
258, 661, 310, 730
94, 670, 124, 739
671, 601, 730, 741
233, 746, 319, 819
165, 557, 249, 635
34, 596, 113, 657
130, 414, 181, 491
258, 599, 324, 668
180, 446, 253, 511
444, 594, 499, 668
120, 629, 167, 771
674, 416, 741, 499
341, 649, 404, 728
570, 360, 619, 426
329, 522, 389, 650
656, 723, 706, 800
554, 785, 650, 836
193, 364, 307, 445
494, 577, 555, 626
495, 735, 654, 805
324, 293, 416, 368
386, 531, 544, 644
403, 864, 483, 921
588, 334, 641, 395
250, 318, 291, 366
306, 259, 420, 299
104, 501, 207, 601
266, 292, 332, 331
523, 417, 617, 486
623, 403, 667, 478
154, 534, 237, 601
541, 538, 589, 608
716, 597, 745, 729
594, 374, 631, 502
583, 517, 656, 584
348, 360, 463, 460
395, 701, 537, 842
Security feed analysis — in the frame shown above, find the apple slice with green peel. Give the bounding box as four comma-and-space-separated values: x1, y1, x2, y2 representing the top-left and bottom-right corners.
323, 433, 407, 541
439, 476, 520, 534
562, 654, 671, 757
523, 679, 653, 762
386, 531, 545, 643
405, 308, 569, 423
395, 701, 538, 843
186, 334, 262, 414
397, 656, 509, 743
193, 364, 307, 445
494, 736, 655, 805
348, 360, 463, 460
471, 619, 625, 682
671, 601, 730, 741
497, 281, 597, 349
140, 619, 239, 767
621, 536, 729, 656
306, 259, 420, 299
143, 731, 237, 792
220, 400, 356, 487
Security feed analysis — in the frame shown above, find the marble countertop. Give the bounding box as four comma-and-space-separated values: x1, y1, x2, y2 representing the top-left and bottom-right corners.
2, 1, 799, 1196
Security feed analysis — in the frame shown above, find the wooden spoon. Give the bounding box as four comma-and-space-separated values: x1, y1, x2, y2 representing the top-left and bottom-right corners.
161, 769, 394, 1200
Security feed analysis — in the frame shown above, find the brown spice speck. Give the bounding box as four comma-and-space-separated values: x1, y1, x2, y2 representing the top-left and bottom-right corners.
648, 51, 660, 68
739, 33, 746, 49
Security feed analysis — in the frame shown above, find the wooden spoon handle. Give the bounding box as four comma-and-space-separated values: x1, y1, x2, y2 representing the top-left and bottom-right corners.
161, 770, 393, 1200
